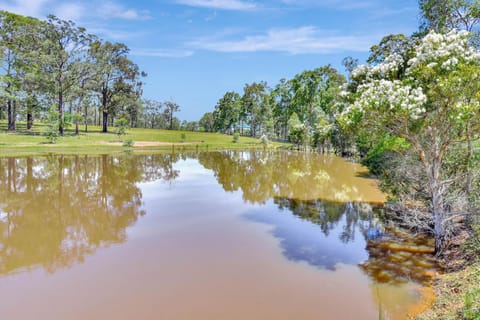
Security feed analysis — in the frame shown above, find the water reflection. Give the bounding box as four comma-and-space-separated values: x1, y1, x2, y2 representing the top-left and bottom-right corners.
199, 151, 436, 284
198, 150, 386, 203
0, 151, 434, 320
0, 154, 178, 275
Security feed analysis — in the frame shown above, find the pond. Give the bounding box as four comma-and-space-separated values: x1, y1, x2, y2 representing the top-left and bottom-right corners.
0, 151, 436, 320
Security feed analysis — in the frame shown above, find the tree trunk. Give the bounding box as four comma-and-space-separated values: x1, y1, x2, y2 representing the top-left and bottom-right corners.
58, 90, 64, 136
7, 99, 16, 131
27, 108, 33, 130
465, 133, 473, 198
102, 111, 108, 133
84, 103, 88, 133
102, 89, 108, 133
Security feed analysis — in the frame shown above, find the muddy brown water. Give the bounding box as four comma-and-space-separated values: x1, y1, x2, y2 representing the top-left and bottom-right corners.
0, 151, 435, 319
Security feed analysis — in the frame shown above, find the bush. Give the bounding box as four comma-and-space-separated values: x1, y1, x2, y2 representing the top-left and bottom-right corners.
180, 133, 186, 142
232, 132, 239, 143
123, 139, 134, 148
114, 118, 129, 136
43, 106, 60, 144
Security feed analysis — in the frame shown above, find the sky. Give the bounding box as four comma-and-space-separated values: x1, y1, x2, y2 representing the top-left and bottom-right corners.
0, 0, 420, 121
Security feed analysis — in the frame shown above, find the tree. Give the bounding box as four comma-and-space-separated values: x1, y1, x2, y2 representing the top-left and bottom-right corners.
420, 0, 480, 32
271, 79, 293, 140
213, 91, 241, 134
340, 29, 480, 252
0, 11, 42, 131
89, 40, 143, 133
39, 15, 94, 135
199, 112, 215, 132
163, 100, 180, 130
367, 34, 412, 65
242, 82, 268, 137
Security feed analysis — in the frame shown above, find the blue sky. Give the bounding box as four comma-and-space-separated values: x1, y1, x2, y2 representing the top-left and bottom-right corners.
1, 0, 420, 121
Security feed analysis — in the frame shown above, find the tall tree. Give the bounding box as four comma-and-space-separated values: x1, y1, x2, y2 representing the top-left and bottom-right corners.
213, 91, 241, 134
420, 0, 480, 32
341, 29, 480, 252
0, 11, 41, 131
242, 82, 268, 137
163, 100, 180, 130
89, 40, 143, 133
199, 112, 215, 132
39, 15, 93, 135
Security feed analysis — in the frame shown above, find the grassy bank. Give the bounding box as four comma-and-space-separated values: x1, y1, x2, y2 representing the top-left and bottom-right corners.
416, 262, 480, 320
0, 121, 285, 155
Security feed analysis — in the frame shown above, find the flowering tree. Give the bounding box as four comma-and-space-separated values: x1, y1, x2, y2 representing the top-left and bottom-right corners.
340, 29, 480, 252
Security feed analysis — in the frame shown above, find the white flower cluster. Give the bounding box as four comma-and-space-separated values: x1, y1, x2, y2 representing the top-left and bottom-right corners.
408, 29, 480, 71
351, 53, 404, 79
353, 79, 427, 119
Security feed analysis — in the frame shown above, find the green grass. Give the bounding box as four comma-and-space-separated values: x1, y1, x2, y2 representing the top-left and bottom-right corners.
416, 262, 480, 320
0, 121, 287, 155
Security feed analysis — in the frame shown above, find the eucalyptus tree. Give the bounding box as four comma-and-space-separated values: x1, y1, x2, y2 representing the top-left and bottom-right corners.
0, 11, 42, 131
89, 40, 144, 133
271, 79, 293, 140
163, 100, 180, 130
242, 82, 269, 137
420, 0, 480, 33
419, 0, 480, 196
340, 29, 480, 252
290, 66, 345, 128
213, 91, 241, 134
199, 112, 215, 132
142, 99, 163, 128
38, 15, 94, 135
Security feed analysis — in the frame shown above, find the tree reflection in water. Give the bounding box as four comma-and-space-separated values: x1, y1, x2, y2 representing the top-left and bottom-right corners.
199, 150, 436, 284
0, 153, 179, 275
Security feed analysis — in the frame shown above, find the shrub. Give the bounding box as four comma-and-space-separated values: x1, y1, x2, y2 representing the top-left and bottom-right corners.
123, 139, 134, 148
43, 106, 60, 144
114, 118, 129, 136
232, 132, 239, 143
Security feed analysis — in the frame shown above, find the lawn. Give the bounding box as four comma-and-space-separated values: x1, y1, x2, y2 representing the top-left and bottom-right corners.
0, 121, 283, 155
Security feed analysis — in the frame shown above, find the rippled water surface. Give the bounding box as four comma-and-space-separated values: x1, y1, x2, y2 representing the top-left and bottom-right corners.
0, 151, 435, 319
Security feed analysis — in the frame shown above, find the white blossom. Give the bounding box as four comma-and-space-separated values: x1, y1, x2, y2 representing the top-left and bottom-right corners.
353, 79, 426, 119
408, 29, 480, 71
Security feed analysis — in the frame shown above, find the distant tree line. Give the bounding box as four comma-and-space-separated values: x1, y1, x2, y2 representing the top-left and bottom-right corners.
0, 11, 185, 134
201, 66, 348, 152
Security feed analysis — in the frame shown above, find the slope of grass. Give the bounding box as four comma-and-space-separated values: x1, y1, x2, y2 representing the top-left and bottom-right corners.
0, 121, 286, 155
416, 262, 480, 320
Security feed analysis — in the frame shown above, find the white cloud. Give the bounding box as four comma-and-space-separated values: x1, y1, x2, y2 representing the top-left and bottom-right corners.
54, 3, 84, 21
0, 0, 149, 21
87, 27, 145, 41
188, 27, 377, 54
175, 0, 257, 11
99, 1, 150, 20
131, 48, 194, 58
0, 0, 51, 18
280, 0, 374, 10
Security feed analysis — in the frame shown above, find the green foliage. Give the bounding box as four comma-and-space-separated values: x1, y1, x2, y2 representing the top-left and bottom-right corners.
361, 135, 410, 175
232, 132, 239, 143
42, 106, 59, 144
462, 287, 480, 320
180, 132, 186, 142
114, 117, 129, 136
123, 138, 134, 148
